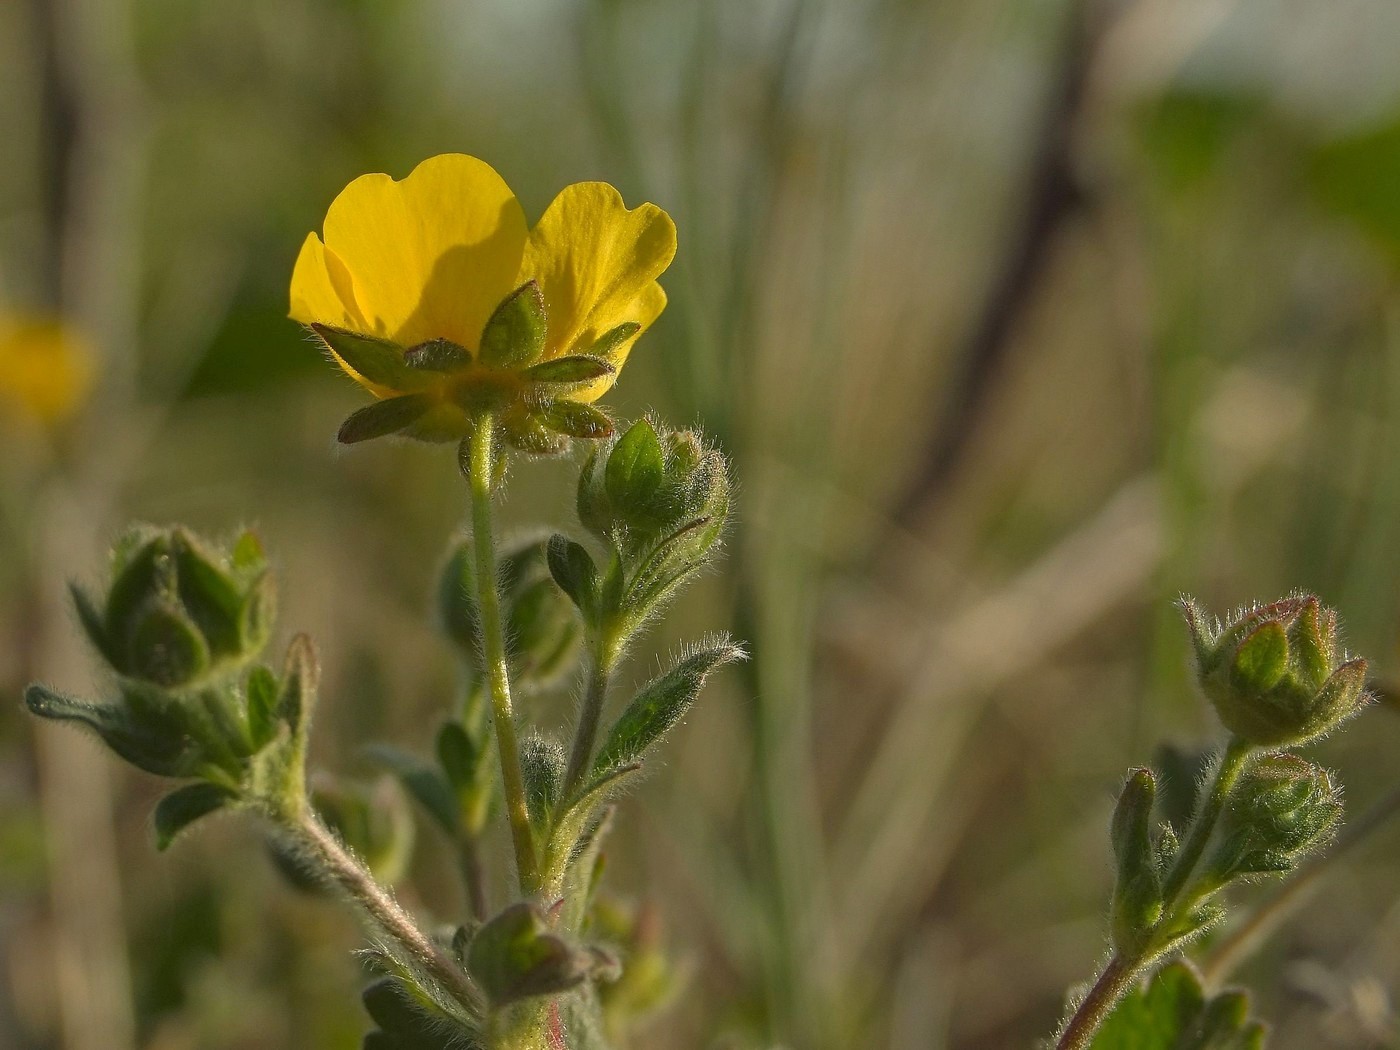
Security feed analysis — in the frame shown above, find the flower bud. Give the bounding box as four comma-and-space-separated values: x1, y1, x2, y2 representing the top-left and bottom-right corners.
1210, 753, 1342, 879
436, 536, 581, 690
1182, 594, 1368, 747
77, 526, 274, 688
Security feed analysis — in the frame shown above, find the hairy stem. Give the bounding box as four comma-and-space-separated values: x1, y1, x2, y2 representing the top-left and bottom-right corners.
562, 641, 614, 799
465, 417, 540, 894
1160, 736, 1251, 907
286, 808, 482, 1015
1055, 953, 1135, 1050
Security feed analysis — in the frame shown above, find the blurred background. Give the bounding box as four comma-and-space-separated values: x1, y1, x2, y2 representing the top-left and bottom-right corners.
3, 0, 1400, 1047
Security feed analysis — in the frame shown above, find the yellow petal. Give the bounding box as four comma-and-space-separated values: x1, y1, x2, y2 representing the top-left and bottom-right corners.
321, 154, 528, 349
570, 282, 667, 403
520, 182, 676, 370
0, 316, 96, 425
290, 233, 364, 328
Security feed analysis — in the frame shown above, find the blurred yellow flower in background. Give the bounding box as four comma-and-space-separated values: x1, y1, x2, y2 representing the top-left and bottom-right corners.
0, 314, 96, 427
290, 154, 676, 449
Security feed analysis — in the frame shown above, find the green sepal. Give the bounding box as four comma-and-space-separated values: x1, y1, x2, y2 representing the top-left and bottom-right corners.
129, 604, 211, 687
478, 281, 547, 368
171, 531, 246, 658
311, 324, 432, 391
605, 420, 667, 528
594, 640, 744, 773
25, 683, 200, 777
337, 394, 436, 444
467, 902, 589, 1006
277, 634, 319, 747
1229, 621, 1289, 695
231, 529, 266, 573
524, 355, 615, 384
547, 535, 599, 622
153, 782, 236, 850
70, 582, 117, 665
245, 664, 280, 750
403, 338, 472, 373
588, 321, 640, 360
500, 410, 570, 455
541, 400, 614, 440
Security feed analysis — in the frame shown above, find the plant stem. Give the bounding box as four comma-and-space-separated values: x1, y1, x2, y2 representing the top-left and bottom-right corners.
1054, 737, 1254, 1049
465, 416, 541, 895
562, 640, 614, 799
1160, 736, 1252, 907
287, 808, 482, 1016
1055, 954, 1135, 1050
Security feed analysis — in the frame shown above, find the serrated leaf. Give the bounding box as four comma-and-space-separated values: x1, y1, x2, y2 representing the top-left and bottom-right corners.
594, 642, 744, 772
524, 355, 615, 384
1091, 961, 1266, 1049
338, 394, 436, 444
153, 783, 235, 850
478, 281, 546, 367
312, 324, 432, 391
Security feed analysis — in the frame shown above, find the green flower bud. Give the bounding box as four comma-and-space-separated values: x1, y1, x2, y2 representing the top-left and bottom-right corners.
436, 536, 582, 691
1109, 768, 1163, 953
1210, 753, 1343, 879
79, 525, 275, 689
577, 418, 730, 556
1182, 594, 1369, 747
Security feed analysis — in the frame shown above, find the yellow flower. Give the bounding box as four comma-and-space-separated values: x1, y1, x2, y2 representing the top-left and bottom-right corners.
289, 154, 676, 450
0, 314, 96, 427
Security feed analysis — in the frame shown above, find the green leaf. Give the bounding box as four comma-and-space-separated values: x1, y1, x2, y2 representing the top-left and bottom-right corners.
478, 281, 547, 368
546, 535, 598, 620
435, 722, 479, 792
403, 338, 472, 372
594, 641, 744, 772
1091, 960, 1266, 1049
153, 783, 235, 850
365, 745, 458, 835
337, 394, 436, 445
523, 355, 615, 384
540, 400, 614, 440
311, 324, 433, 391
230, 529, 266, 574
466, 902, 589, 1006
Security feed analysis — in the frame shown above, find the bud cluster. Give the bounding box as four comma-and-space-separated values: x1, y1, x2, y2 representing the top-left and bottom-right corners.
1183, 594, 1368, 747
549, 418, 730, 643
1210, 753, 1342, 879
26, 526, 316, 844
